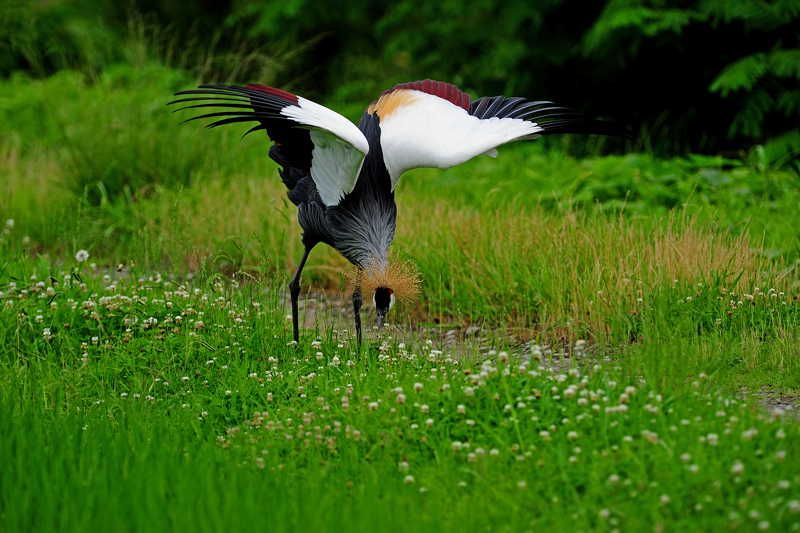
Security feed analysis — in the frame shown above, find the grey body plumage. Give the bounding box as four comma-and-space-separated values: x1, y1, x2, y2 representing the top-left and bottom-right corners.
288, 112, 396, 268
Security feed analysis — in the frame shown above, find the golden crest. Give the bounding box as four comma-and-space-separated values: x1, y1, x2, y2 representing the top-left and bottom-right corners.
347, 254, 422, 303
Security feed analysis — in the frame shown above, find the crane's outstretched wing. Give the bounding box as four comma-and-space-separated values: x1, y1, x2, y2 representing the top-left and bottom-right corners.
366, 79, 637, 190
169, 84, 369, 207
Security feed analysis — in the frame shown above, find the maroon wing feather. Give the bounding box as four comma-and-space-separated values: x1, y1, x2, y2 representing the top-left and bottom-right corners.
380, 79, 471, 112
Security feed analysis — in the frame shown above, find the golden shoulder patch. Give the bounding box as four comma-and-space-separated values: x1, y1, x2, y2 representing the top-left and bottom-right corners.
367, 89, 422, 121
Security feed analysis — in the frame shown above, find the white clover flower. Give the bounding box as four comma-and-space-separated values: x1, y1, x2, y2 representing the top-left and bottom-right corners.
788, 500, 800, 513
413, 382, 423, 392
680, 453, 692, 463
660, 494, 670, 504
517, 481, 527, 490
489, 448, 499, 456
608, 474, 619, 485
75, 250, 89, 262
369, 402, 378, 411
457, 404, 466, 414
742, 428, 758, 440
425, 418, 434, 427
731, 461, 744, 475
599, 509, 610, 519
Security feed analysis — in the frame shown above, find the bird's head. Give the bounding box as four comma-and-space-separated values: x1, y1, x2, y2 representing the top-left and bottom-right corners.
352, 254, 421, 331
373, 287, 395, 329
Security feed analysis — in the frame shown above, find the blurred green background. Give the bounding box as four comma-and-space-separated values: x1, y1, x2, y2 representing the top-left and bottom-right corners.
1, 0, 799, 275
3, 0, 800, 161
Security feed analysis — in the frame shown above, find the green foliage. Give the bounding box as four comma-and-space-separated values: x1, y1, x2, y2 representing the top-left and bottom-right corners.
582, 3, 701, 55
0, 63, 283, 204
585, 0, 800, 165
710, 47, 800, 149
4, 0, 800, 160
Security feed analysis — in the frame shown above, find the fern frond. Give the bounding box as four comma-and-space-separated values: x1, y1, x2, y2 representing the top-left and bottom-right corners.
768, 49, 800, 79
709, 53, 767, 97
776, 89, 800, 115
582, 0, 700, 55
728, 88, 774, 138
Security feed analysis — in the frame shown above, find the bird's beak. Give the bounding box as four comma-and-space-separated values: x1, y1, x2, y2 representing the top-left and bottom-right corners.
376, 308, 388, 330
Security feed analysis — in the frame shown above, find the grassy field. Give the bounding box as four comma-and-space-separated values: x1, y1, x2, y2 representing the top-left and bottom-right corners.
1, 64, 799, 531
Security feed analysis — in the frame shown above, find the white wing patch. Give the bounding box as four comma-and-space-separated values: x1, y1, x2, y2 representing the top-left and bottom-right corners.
281, 97, 369, 206
377, 91, 542, 190
308, 130, 366, 206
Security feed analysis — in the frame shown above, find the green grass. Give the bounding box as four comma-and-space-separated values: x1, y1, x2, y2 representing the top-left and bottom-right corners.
1, 62, 800, 531
1, 257, 799, 532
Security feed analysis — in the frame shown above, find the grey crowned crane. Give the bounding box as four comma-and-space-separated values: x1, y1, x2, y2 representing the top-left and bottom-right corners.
169, 80, 636, 343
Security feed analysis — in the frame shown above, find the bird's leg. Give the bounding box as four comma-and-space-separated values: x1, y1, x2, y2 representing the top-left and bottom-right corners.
352, 270, 363, 346
289, 247, 312, 344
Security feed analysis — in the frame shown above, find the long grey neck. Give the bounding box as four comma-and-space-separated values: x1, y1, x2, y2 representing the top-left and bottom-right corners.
330, 199, 396, 269
334, 110, 397, 269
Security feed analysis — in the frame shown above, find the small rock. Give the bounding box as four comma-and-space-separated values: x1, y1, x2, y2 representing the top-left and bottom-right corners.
465, 326, 481, 337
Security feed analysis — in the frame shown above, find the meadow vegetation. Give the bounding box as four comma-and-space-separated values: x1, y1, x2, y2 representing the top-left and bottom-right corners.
1, 3, 800, 530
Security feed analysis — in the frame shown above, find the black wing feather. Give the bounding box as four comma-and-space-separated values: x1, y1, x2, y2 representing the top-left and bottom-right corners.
169, 84, 316, 177
469, 96, 638, 144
